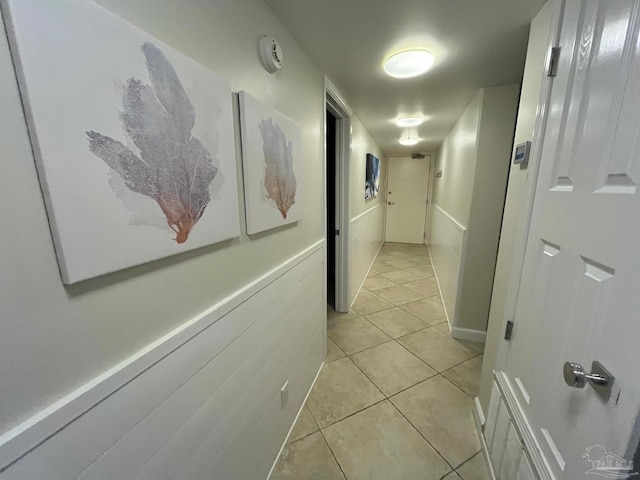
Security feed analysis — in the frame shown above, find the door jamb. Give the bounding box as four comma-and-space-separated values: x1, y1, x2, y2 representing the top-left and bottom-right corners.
494, 0, 565, 371
324, 77, 352, 313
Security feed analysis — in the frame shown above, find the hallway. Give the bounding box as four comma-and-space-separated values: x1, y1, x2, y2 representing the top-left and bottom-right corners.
272, 243, 489, 480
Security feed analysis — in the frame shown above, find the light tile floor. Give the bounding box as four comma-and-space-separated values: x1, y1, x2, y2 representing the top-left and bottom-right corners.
272, 243, 490, 480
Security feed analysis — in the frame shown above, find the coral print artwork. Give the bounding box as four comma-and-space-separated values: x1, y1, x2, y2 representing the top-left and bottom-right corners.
87, 43, 218, 244
3, 0, 240, 284
239, 91, 301, 234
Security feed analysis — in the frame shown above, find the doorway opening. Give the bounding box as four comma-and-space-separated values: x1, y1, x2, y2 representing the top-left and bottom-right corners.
325, 80, 351, 313
326, 109, 337, 307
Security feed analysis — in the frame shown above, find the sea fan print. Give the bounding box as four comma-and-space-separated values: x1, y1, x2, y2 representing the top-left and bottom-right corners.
259, 118, 297, 219
86, 42, 218, 244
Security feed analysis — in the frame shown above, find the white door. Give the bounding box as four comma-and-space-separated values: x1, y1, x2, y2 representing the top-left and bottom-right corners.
502, 1, 640, 477
385, 155, 430, 243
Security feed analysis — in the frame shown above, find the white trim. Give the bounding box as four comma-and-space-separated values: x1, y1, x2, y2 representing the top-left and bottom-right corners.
451, 326, 486, 343
350, 237, 384, 309
266, 360, 325, 480
351, 202, 382, 224
494, 371, 556, 480
0, 240, 324, 472
324, 76, 352, 313
324, 77, 353, 118
494, 0, 565, 373
473, 397, 497, 480
433, 204, 465, 232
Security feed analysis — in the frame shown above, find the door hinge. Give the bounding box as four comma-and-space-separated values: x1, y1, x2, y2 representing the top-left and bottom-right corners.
547, 47, 560, 77
335, 229, 340, 236
504, 320, 514, 340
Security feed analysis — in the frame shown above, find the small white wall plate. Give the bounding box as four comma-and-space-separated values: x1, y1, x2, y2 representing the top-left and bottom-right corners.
258, 35, 283, 74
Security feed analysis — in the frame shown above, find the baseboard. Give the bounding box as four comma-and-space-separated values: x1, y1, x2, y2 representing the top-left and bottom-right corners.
451, 326, 486, 343
351, 239, 384, 309
0, 240, 325, 476
267, 360, 325, 480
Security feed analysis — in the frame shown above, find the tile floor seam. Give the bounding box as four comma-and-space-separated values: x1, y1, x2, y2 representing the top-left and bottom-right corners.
439, 372, 480, 400
317, 397, 388, 432
386, 395, 456, 474
318, 428, 349, 480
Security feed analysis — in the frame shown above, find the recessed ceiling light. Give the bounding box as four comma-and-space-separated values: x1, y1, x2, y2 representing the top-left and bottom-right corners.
399, 136, 419, 146
384, 49, 435, 79
396, 116, 423, 127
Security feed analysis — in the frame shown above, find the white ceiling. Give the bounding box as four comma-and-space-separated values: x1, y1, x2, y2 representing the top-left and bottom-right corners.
264, 0, 546, 154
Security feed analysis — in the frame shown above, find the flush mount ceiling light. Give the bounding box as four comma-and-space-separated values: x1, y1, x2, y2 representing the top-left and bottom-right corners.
396, 116, 423, 127
384, 49, 435, 79
399, 136, 419, 146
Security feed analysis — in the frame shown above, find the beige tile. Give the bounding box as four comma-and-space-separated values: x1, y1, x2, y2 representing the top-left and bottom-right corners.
391, 375, 481, 468
386, 249, 418, 258
442, 355, 484, 398
365, 307, 428, 338
403, 277, 440, 297
379, 269, 422, 284
374, 284, 424, 305
406, 255, 432, 266
461, 340, 485, 354
328, 317, 391, 355
307, 357, 384, 428
374, 253, 398, 262
363, 275, 396, 291
385, 258, 419, 269
271, 432, 345, 480
326, 337, 346, 362
435, 321, 451, 334
443, 472, 463, 480
457, 452, 490, 480
323, 401, 451, 480
352, 290, 394, 315
397, 328, 477, 372
351, 341, 436, 396
400, 295, 447, 325
327, 305, 360, 326
288, 406, 319, 443
369, 261, 397, 274
404, 265, 435, 279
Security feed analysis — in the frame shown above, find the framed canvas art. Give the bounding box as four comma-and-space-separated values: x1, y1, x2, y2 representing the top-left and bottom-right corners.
238, 91, 301, 234
2, 0, 240, 284
365, 153, 380, 199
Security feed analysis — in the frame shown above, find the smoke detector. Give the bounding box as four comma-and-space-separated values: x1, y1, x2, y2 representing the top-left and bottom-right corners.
258, 35, 283, 74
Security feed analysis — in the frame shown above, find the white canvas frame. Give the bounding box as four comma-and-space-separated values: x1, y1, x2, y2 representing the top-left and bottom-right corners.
238, 91, 301, 235
2, 0, 240, 284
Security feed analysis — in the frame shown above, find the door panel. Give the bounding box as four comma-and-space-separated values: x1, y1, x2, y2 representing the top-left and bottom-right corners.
385, 156, 430, 244
504, 1, 640, 477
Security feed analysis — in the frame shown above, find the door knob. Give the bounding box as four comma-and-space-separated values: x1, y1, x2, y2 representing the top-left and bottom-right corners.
563, 361, 614, 401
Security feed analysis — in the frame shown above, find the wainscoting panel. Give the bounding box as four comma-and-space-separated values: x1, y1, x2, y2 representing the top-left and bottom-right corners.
428, 204, 466, 326
0, 243, 325, 480
482, 372, 555, 480
349, 203, 384, 305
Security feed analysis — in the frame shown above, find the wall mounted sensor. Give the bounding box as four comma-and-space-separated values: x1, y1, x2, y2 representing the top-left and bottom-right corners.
258, 35, 283, 74
513, 141, 532, 165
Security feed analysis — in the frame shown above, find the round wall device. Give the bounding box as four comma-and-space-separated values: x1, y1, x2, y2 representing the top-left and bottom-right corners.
258, 35, 283, 74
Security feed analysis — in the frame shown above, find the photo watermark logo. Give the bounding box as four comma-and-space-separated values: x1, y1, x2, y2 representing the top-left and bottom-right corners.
584, 445, 638, 479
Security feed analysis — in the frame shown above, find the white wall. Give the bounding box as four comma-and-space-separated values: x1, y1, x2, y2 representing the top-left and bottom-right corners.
457, 83, 520, 334
429, 84, 519, 337
348, 115, 386, 305
479, 1, 553, 413
0, 0, 327, 477
431, 94, 482, 227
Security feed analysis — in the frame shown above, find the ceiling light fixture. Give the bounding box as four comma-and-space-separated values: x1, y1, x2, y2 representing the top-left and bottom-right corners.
396, 116, 423, 127
384, 49, 435, 79
399, 136, 419, 146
